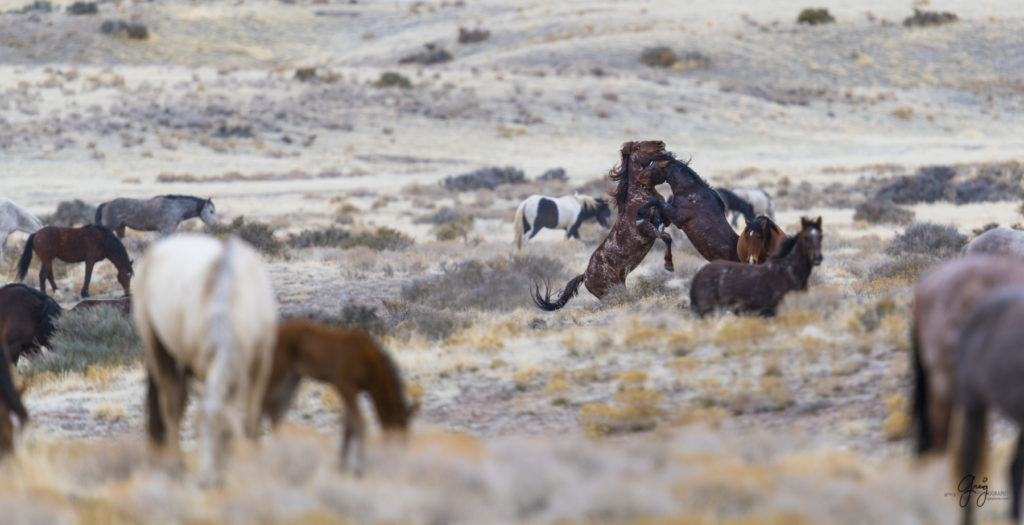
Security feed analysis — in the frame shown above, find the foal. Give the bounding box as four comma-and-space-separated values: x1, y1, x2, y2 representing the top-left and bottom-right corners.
263, 318, 414, 474
736, 216, 786, 264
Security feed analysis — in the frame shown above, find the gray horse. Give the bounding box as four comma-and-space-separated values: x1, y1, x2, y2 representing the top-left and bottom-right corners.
961, 227, 1024, 258
95, 195, 217, 237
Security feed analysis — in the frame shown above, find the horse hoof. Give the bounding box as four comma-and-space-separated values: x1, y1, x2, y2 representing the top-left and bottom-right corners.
664, 264, 674, 272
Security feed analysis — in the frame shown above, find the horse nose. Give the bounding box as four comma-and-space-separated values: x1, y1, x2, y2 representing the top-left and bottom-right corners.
813, 254, 823, 265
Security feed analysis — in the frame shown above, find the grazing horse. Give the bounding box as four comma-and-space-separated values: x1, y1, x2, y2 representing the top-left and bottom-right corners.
96, 195, 217, 238
961, 227, 1024, 258
0, 197, 43, 256
16, 224, 133, 298
532, 140, 674, 311
716, 188, 756, 227
0, 283, 62, 364
911, 256, 1024, 457
135, 234, 277, 485
955, 285, 1024, 525
71, 295, 132, 317
513, 194, 612, 250
736, 216, 786, 264
263, 318, 414, 474
690, 217, 823, 317
731, 188, 775, 220
635, 156, 741, 263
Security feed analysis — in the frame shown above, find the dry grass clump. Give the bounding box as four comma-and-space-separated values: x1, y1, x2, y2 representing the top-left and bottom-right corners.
374, 72, 412, 89
383, 301, 467, 342
433, 212, 475, 242
796, 8, 834, 25
44, 199, 96, 227
33, 306, 140, 375
640, 46, 676, 68
579, 388, 664, 437
712, 316, 773, 348
853, 200, 914, 225
457, 27, 490, 44
206, 216, 282, 255
398, 43, 453, 65
287, 226, 413, 251
402, 255, 565, 313
903, 8, 957, 27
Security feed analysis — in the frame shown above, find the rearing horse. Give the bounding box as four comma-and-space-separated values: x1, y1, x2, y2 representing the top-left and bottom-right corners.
533, 140, 674, 310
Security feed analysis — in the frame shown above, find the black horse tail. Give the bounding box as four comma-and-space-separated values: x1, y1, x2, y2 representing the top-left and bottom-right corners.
16, 234, 35, 282
37, 295, 62, 348
94, 202, 107, 225
146, 370, 166, 444
533, 274, 584, 311
911, 323, 931, 456
0, 340, 28, 424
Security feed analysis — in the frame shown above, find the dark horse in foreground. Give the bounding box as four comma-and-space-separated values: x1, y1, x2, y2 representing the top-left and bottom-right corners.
533, 140, 674, 311
16, 224, 133, 298
263, 318, 414, 474
690, 217, 822, 317
955, 285, 1024, 525
635, 156, 741, 263
737, 216, 786, 264
0, 283, 61, 364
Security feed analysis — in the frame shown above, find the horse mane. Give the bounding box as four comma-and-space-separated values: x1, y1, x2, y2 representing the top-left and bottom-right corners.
574, 195, 601, 213
664, 156, 724, 212
160, 194, 204, 203
37, 295, 62, 345
607, 144, 632, 210
770, 235, 798, 260
95, 225, 132, 273
374, 346, 410, 424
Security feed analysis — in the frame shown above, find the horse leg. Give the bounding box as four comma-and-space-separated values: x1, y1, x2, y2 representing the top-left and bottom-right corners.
959, 401, 987, 525
1012, 431, 1024, 521
527, 225, 543, 240
659, 231, 674, 272
243, 340, 275, 440
38, 260, 51, 295
339, 387, 366, 475
81, 260, 94, 298
144, 332, 189, 471
116, 224, 126, 238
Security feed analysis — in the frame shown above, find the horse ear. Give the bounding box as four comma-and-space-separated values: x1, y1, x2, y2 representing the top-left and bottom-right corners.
815, 216, 822, 227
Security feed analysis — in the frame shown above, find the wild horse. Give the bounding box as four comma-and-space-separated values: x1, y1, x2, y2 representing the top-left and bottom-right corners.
533, 140, 674, 311
513, 194, 612, 250
96, 194, 217, 238
737, 216, 786, 264
16, 224, 133, 298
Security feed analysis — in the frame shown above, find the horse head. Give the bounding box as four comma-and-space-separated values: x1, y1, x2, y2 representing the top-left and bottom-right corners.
594, 198, 612, 228
637, 158, 671, 188
200, 198, 218, 225
799, 216, 823, 266
610, 141, 668, 209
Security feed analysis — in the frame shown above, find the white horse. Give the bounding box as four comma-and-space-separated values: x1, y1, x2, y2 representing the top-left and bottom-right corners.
731, 189, 775, 220
513, 194, 612, 249
961, 227, 1024, 258
134, 234, 277, 485
0, 198, 43, 255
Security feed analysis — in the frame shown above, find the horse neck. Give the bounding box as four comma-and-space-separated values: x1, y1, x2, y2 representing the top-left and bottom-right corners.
364, 350, 407, 429
774, 236, 814, 289
181, 199, 203, 219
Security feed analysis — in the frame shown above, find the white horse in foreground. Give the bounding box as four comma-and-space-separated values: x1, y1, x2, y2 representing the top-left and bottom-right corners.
134, 234, 278, 485
0, 198, 43, 255
961, 227, 1024, 258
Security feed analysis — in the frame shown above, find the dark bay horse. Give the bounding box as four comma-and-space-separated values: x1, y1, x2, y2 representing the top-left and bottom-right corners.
635, 156, 741, 263
955, 285, 1024, 525
911, 256, 1024, 457
716, 188, 756, 227
16, 224, 133, 298
263, 318, 414, 474
0, 283, 61, 364
690, 217, 822, 317
737, 216, 786, 264
533, 140, 674, 311
96, 194, 217, 237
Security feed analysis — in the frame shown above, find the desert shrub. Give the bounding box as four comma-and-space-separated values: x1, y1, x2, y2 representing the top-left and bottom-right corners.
100, 20, 148, 40
347, 227, 413, 251
639, 46, 676, 68
797, 8, 834, 25
398, 43, 452, 65
853, 200, 914, 224
294, 67, 316, 81
34, 306, 140, 375
288, 226, 412, 251
383, 301, 467, 341
45, 199, 96, 227
867, 254, 937, 283
874, 166, 955, 204
66, 1, 97, 14
903, 8, 957, 27
872, 165, 1021, 205
16, 1, 52, 12
885, 222, 966, 258
579, 388, 664, 436
457, 27, 490, 44
207, 216, 282, 256
374, 72, 412, 89
443, 166, 525, 191
433, 211, 474, 241
290, 304, 388, 337
401, 255, 565, 312
537, 167, 567, 182
971, 222, 1000, 237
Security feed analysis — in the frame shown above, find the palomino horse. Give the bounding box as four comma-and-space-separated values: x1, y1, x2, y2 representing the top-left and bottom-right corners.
16, 224, 133, 297
635, 156, 741, 263
715, 188, 755, 227
911, 256, 1024, 456
135, 234, 277, 484
961, 227, 1024, 258
263, 318, 414, 474
513, 194, 612, 250
0, 197, 43, 256
955, 285, 1024, 525
533, 140, 674, 311
736, 216, 786, 264
731, 188, 775, 220
96, 195, 217, 238
690, 217, 822, 317
0, 283, 61, 364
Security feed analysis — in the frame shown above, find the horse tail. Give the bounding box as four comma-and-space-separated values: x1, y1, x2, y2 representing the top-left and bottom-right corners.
0, 340, 28, 424
532, 274, 584, 311
36, 295, 62, 347
204, 237, 244, 434
911, 322, 932, 456
16, 234, 35, 282
94, 202, 107, 225
513, 200, 527, 250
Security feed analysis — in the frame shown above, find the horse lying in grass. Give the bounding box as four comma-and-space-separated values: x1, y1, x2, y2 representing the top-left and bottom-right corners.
0, 283, 61, 364
16, 224, 133, 298
0, 197, 42, 257
135, 234, 277, 485
737, 216, 786, 264
96, 194, 217, 238
513, 194, 611, 249
955, 285, 1024, 525
262, 318, 414, 475
690, 217, 822, 317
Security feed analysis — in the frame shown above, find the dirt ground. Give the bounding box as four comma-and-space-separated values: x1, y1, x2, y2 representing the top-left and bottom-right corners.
2, 1, 1024, 523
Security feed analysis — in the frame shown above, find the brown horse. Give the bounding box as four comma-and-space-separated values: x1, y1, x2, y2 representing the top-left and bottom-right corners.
533, 140, 674, 310
71, 295, 133, 317
263, 318, 414, 474
16, 224, 133, 298
690, 217, 822, 317
911, 256, 1024, 457
0, 283, 62, 364
955, 285, 1024, 525
635, 156, 741, 263
737, 216, 786, 264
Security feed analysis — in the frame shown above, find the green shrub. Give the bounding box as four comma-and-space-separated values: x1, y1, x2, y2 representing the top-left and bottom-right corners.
853, 200, 914, 224
903, 8, 957, 27
797, 8, 835, 25
374, 72, 412, 89
640, 46, 676, 68
35, 306, 140, 375
66, 1, 97, 14
207, 216, 282, 256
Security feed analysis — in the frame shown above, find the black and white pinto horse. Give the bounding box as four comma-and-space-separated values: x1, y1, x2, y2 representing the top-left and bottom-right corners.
514, 194, 612, 249
715, 188, 756, 227
95, 195, 217, 237
731, 188, 775, 221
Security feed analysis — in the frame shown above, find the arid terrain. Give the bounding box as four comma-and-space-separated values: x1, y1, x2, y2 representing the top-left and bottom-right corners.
2, 0, 1024, 523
